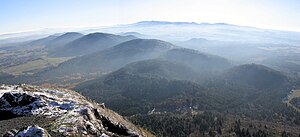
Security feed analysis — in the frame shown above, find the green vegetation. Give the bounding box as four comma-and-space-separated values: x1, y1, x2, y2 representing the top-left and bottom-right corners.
75, 62, 300, 136
130, 112, 300, 137
129, 112, 223, 137
2, 57, 71, 75
1, 32, 300, 136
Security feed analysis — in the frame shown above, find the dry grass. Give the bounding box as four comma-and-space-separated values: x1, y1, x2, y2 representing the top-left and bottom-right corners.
291, 89, 300, 98
287, 89, 300, 112
2, 57, 71, 75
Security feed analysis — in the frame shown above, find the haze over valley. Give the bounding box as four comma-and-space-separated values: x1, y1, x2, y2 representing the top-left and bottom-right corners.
1, 0, 300, 136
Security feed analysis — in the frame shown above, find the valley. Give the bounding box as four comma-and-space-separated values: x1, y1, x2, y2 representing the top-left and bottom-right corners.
0, 21, 300, 137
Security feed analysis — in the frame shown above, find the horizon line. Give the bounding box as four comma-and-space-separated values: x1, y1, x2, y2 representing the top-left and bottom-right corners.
1, 20, 300, 36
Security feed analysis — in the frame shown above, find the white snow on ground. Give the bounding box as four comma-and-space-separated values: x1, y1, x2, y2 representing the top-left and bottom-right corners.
100, 133, 109, 137
15, 125, 46, 137
0, 84, 101, 135
0, 84, 143, 136
0, 84, 21, 97
0, 84, 92, 117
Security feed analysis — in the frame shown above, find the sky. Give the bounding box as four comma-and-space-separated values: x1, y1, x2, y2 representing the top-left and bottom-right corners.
1, 0, 300, 34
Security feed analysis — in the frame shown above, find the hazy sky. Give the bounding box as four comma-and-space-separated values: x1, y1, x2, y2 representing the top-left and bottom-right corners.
1, 0, 300, 34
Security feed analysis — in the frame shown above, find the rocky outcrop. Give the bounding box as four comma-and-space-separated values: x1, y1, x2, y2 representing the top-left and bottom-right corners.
4, 125, 50, 137
0, 84, 153, 137
0, 92, 38, 108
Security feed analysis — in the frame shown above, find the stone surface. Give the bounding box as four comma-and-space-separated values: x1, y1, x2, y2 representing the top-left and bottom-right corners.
0, 84, 153, 137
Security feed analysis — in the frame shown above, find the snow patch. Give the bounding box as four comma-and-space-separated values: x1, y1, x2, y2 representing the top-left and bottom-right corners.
16, 125, 47, 137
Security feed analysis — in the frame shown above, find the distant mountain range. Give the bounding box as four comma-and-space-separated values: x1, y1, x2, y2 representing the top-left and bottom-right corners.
92, 21, 300, 45
0, 28, 299, 136
50, 32, 136, 57
223, 64, 290, 90
32, 38, 232, 81
75, 60, 291, 116
46, 32, 84, 50
3, 21, 300, 47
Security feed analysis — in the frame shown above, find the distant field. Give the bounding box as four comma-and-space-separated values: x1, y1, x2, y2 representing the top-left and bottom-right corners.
291, 89, 300, 98
287, 89, 300, 112
1, 57, 71, 75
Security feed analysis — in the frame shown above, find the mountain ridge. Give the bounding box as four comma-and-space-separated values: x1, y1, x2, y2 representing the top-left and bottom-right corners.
50, 32, 137, 57
0, 84, 153, 137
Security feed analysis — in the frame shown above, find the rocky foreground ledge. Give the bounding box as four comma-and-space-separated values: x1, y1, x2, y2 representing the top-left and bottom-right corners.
0, 84, 152, 137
